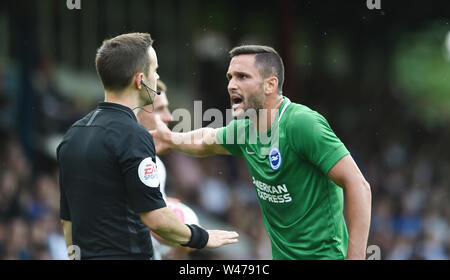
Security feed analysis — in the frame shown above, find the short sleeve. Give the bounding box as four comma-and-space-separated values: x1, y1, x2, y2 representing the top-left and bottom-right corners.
59, 179, 71, 220
111, 127, 166, 213
287, 110, 349, 175
56, 146, 71, 221
216, 119, 248, 157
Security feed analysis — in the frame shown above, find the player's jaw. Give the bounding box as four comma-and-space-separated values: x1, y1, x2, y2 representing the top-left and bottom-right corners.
229, 86, 265, 119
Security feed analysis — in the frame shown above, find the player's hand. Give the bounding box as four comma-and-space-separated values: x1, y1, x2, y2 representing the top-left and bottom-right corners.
149, 115, 173, 154
205, 230, 239, 248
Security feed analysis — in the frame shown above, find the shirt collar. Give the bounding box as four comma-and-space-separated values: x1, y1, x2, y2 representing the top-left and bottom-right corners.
277, 96, 291, 122
98, 102, 137, 122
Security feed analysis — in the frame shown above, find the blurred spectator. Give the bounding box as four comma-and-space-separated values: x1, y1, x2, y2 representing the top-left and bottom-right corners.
198, 157, 232, 220
31, 56, 77, 135
386, 236, 415, 260
3, 218, 31, 260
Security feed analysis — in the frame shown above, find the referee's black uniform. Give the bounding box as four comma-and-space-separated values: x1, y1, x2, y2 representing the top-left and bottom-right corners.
57, 102, 166, 260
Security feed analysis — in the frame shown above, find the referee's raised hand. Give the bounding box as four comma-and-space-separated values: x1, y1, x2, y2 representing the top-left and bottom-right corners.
206, 230, 239, 248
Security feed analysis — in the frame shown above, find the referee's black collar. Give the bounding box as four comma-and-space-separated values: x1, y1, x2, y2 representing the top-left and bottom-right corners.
98, 102, 137, 122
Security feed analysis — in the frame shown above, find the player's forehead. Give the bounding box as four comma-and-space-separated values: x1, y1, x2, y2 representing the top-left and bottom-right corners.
227, 54, 259, 76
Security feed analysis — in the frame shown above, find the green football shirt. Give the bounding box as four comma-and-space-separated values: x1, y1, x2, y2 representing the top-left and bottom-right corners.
216, 97, 349, 260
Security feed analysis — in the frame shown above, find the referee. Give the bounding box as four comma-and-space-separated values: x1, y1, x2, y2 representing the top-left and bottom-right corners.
57, 33, 238, 260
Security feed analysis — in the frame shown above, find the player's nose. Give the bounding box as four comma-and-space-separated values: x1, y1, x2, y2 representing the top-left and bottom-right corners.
161, 108, 173, 124
227, 77, 238, 93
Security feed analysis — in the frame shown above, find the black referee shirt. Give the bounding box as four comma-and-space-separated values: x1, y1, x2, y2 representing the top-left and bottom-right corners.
57, 102, 166, 260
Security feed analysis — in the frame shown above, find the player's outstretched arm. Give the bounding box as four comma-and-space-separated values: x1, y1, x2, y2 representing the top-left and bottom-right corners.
328, 154, 372, 260
149, 115, 230, 157
141, 207, 238, 249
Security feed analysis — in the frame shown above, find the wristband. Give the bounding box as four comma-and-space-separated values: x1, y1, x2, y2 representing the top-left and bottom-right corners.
181, 224, 209, 249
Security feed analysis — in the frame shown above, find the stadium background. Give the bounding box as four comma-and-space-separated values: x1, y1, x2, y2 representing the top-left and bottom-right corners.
0, 0, 449, 260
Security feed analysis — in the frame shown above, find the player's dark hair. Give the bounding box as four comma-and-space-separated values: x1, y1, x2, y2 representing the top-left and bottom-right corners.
95, 33, 153, 92
229, 45, 284, 94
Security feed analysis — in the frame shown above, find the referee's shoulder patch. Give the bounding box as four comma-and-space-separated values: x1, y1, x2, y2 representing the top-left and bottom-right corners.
138, 157, 159, 188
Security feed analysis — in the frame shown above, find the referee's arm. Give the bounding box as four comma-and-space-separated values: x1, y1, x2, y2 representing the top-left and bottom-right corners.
61, 219, 73, 257
59, 150, 74, 259
141, 207, 190, 245
328, 154, 372, 260
140, 207, 239, 249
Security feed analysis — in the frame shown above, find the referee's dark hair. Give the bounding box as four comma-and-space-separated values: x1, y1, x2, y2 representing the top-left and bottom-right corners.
95, 33, 153, 92
229, 45, 284, 94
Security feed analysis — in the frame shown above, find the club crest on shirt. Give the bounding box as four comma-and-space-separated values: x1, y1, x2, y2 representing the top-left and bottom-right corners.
138, 157, 159, 188
269, 147, 282, 170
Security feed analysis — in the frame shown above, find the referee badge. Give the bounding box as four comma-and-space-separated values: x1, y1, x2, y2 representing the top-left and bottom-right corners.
138, 157, 160, 188
269, 147, 282, 170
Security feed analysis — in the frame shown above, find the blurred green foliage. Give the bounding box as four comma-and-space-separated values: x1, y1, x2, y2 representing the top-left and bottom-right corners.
394, 21, 450, 127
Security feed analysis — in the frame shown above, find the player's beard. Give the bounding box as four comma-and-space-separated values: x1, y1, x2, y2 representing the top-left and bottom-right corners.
233, 84, 265, 119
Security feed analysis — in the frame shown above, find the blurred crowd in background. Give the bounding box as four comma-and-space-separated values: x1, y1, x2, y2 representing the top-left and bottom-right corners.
0, 0, 449, 260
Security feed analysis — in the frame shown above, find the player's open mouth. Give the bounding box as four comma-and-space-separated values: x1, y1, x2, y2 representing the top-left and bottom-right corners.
231, 94, 244, 109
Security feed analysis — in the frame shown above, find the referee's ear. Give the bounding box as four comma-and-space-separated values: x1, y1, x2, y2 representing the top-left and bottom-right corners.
134, 72, 145, 90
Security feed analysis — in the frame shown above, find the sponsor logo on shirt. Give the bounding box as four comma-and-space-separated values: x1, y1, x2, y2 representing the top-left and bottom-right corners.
252, 177, 292, 204
138, 157, 160, 188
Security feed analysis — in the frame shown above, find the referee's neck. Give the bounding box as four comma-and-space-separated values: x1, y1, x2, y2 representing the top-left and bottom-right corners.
104, 90, 141, 117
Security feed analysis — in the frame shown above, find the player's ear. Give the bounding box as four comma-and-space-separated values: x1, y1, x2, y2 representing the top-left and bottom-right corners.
264, 76, 278, 95
134, 72, 144, 90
